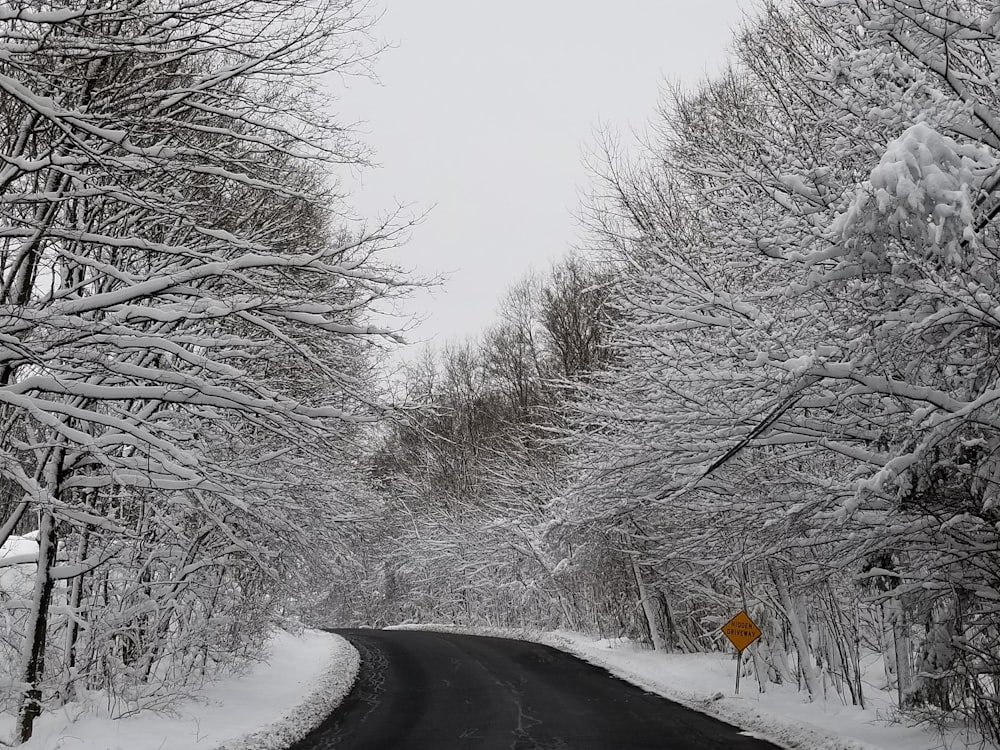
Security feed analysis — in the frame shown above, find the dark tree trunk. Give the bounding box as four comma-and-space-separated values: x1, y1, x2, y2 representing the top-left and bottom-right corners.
63, 526, 89, 704
16, 511, 59, 744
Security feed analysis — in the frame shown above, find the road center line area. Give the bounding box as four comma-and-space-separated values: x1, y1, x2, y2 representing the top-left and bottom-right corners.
286, 629, 783, 750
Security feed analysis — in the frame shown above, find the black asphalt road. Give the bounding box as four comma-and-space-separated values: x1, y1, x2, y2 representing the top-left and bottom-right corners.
286, 628, 783, 750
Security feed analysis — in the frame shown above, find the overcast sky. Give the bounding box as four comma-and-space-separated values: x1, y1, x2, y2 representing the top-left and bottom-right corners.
335, 2, 748, 350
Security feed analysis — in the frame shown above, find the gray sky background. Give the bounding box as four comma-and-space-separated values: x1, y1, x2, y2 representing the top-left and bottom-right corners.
334, 2, 748, 350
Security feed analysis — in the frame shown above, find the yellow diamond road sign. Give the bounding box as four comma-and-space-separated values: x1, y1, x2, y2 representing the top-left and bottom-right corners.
721, 610, 762, 652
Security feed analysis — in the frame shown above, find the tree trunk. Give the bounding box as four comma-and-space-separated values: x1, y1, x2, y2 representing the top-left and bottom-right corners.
886, 596, 912, 708
750, 641, 768, 694
660, 591, 679, 651
16, 511, 58, 743
853, 604, 865, 710
770, 563, 819, 699
62, 527, 89, 704
632, 556, 666, 651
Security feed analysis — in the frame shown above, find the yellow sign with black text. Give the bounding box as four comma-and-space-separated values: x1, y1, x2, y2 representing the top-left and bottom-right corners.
721, 610, 761, 652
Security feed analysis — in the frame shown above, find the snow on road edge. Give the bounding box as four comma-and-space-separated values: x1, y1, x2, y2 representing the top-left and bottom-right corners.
385, 624, 892, 750
11, 629, 359, 750
214, 630, 359, 750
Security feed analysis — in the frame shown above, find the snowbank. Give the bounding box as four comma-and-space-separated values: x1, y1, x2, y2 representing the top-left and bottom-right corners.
389, 624, 978, 750
9, 628, 358, 750
0, 534, 38, 599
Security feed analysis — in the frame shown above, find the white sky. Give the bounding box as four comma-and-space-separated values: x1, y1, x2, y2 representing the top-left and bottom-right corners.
334, 2, 748, 349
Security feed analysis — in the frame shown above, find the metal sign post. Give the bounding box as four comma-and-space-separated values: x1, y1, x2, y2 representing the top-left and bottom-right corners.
735, 649, 743, 695
720, 610, 762, 695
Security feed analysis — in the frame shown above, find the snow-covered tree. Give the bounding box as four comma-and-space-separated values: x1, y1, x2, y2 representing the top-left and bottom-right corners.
0, 0, 405, 741
565, 0, 1000, 737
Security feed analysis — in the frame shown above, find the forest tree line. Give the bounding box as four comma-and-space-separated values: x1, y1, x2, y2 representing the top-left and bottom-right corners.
0, 0, 405, 743
2, 0, 1000, 747
343, 0, 1000, 744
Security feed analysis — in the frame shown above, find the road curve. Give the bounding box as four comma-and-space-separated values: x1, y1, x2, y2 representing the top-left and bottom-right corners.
286, 628, 782, 750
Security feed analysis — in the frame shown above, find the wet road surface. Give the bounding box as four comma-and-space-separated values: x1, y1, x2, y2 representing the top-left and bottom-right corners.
286, 628, 783, 750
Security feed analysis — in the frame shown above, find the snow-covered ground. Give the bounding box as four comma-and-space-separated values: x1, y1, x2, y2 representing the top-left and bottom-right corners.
547, 632, 977, 750
391, 624, 985, 750
2, 629, 357, 750
6, 622, 985, 749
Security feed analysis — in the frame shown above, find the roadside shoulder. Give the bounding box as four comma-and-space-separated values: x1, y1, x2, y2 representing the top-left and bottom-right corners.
11, 628, 359, 750
213, 629, 360, 750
